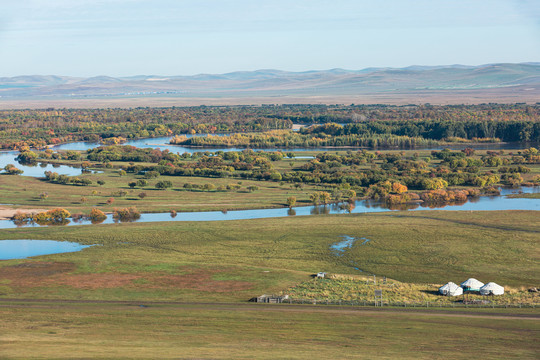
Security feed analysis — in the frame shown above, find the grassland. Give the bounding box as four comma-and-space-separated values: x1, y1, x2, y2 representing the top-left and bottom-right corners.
285, 274, 537, 305
0, 211, 538, 303
1, 157, 539, 358
0, 170, 319, 215
508, 192, 540, 199
0, 301, 538, 359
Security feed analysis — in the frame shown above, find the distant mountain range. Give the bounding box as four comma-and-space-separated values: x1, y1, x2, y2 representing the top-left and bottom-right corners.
1, 63, 539, 105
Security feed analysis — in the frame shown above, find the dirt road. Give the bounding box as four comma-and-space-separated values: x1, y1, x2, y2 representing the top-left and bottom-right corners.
0, 298, 537, 321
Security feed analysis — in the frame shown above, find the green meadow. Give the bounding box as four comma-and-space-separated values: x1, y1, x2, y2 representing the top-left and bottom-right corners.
1, 211, 538, 302
0, 301, 538, 360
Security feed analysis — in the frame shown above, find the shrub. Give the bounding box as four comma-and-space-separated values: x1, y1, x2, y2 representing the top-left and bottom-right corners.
112, 207, 141, 222
89, 208, 107, 221
32, 208, 71, 225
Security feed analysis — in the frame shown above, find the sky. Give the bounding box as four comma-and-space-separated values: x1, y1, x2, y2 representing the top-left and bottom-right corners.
1, 0, 539, 77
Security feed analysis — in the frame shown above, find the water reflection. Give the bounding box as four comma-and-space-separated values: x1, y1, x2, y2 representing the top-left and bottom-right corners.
310, 205, 331, 215
1, 188, 538, 230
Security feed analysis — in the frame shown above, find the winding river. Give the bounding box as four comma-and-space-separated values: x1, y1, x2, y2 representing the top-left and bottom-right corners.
0, 136, 538, 229
0, 186, 537, 229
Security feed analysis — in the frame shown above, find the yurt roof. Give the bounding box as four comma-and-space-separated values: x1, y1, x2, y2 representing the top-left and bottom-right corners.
440, 282, 459, 290
460, 278, 484, 288
480, 282, 504, 291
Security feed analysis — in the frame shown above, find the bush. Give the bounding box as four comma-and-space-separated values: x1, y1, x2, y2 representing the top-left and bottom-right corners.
32, 208, 71, 225
112, 207, 141, 222
89, 208, 107, 221
156, 180, 173, 189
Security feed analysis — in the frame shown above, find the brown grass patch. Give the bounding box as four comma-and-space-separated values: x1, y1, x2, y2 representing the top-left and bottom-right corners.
148, 268, 253, 292
0, 262, 251, 292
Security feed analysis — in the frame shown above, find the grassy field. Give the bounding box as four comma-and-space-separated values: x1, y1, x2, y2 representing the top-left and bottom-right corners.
0, 171, 320, 214
508, 192, 540, 199
285, 274, 538, 305
0, 301, 538, 359
0, 153, 324, 214
0, 211, 538, 303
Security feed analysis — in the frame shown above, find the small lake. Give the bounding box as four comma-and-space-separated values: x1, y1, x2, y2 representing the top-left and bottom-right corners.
0, 240, 94, 260
0, 151, 85, 177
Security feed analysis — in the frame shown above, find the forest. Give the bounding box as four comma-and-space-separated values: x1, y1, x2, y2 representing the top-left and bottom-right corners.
19, 145, 540, 209
1, 103, 539, 150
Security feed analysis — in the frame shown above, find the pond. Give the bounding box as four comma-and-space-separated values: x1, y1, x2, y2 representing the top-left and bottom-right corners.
330, 235, 371, 256
0, 151, 85, 177
0, 186, 538, 229
0, 240, 94, 260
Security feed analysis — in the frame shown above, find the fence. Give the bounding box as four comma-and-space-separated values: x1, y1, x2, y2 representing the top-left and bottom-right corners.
279, 298, 538, 309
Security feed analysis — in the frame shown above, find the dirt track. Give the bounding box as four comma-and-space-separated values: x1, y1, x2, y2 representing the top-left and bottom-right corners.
0, 298, 538, 321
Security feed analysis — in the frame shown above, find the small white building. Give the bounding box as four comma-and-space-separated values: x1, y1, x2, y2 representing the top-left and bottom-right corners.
439, 282, 464, 296
480, 282, 504, 296
460, 278, 485, 292
316, 272, 327, 278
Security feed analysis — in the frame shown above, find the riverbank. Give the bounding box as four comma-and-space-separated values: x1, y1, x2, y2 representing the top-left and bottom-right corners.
0, 206, 50, 221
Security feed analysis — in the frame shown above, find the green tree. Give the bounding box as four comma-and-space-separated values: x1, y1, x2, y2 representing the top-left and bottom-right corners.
286, 196, 296, 208
156, 180, 173, 190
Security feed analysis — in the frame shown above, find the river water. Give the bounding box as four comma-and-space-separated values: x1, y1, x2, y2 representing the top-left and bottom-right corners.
0, 136, 538, 229
0, 186, 537, 230
1, 135, 538, 177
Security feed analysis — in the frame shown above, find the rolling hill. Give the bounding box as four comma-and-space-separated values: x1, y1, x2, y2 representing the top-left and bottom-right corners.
1, 63, 539, 107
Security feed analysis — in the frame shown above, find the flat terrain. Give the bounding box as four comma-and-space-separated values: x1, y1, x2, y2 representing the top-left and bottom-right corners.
0, 300, 538, 359
2, 85, 540, 109
1, 211, 538, 303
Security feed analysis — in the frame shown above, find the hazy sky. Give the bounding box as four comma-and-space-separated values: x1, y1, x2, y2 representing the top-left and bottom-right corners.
1, 0, 539, 76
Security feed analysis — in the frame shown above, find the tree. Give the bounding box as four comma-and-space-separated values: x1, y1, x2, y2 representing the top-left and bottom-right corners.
286, 196, 296, 208
138, 192, 147, 199
310, 192, 320, 205
118, 170, 127, 177
156, 180, 173, 190
247, 185, 259, 192
144, 171, 160, 179
97, 180, 105, 186
270, 172, 282, 181
89, 208, 106, 221
203, 183, 216, 191
4, 164, 23, 175
106, 197, 115, 205
391, 182, 408, 194
136, 179, 148, 187
320, 191, 331, 204
128, 181, 137, 189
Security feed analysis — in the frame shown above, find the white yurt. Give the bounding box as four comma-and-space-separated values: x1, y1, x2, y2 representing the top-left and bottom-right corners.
439, 282, 464, 296
479, 282, 504, 296
460, 278, 485, 292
